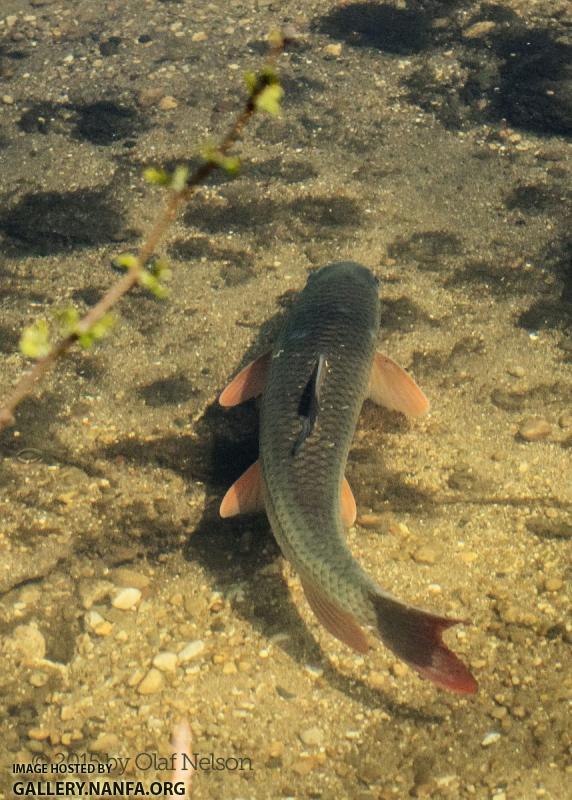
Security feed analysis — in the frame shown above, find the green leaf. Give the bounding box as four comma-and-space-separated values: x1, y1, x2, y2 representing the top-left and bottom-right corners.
244, 71, 258, 96
144, 168, 171, 186
54, 306, 80, 336
20, 319, 52, 359
170, 165, 190, 192
200, 144, 241, 176
255, 82, 284, 116
139, 269, 169, 299
112, 252, 139, 271
77, 313, 116, 349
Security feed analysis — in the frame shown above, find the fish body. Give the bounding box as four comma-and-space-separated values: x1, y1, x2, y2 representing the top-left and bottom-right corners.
260, 262, 380, 613
220, 261, 477, 694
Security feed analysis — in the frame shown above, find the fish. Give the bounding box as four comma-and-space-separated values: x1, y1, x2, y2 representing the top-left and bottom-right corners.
219, 261, 477, 694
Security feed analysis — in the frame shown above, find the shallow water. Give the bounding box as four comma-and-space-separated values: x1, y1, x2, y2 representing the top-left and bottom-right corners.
0, 1, 571, 798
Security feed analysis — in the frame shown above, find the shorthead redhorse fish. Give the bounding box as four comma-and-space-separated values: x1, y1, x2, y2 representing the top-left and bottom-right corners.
219, 262, 477, 694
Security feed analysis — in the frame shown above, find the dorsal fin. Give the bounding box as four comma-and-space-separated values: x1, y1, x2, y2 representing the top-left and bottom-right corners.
292, 354, 327, 455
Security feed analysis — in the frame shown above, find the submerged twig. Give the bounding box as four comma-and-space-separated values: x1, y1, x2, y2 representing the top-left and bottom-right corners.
0, 32, 288, 433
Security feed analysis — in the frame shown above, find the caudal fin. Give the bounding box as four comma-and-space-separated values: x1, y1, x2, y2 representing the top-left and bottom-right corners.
370, 592, 477, 694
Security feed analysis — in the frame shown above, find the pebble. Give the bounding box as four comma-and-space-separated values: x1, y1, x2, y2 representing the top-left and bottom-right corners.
90, 733, 119, 752
178, 640, 205, 662
191, 31, 207, 42
412, 546, 438, 565
391, 661, 408, 678
558, 411, 572, 429
137, 668, 164, 695
463, 20, 496, 39
29, 671, 49, 687
518, 418, 551, 441
152, 651, 178, 672
2, 95, 15, 105
111, 568, 150, 590
158, 95, 178, 111
85, 611, 113, 637
544, 577, 563, 592
368, 670, 387, 690
324, 43, 342, 57
299, 727, 324, 747
10, 624, 46, 663
481, 731, 501, 747
78, 579, 113, 609
111, 587, 142, 610
507, 365, 525, 378
292, 757, 316, 775
28, 728, 50, 741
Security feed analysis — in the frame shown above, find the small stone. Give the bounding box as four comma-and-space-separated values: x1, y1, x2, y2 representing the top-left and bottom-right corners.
158, 95, 178, 111
191, 31, 207, 42
61, 706, 75, 722
544, 577, 563, 592
268, 741, 284, 758
463, 21, 496, 39
78, 579, 113, 609
178, 640, 205, 662
111, 569, 150, 590
391, 661, 408, 678
518, 418, 551, 442
558, 411, 572, 429
368, 670, 387, 690
29, 671, 48, 687
137, 668, 164, 695
2, 95, 15, 105
412, 546, 438, 565
303, 664, 324, 679
481, 731, 501, 747
324, 43, 342, 57
137, 88, 163, 108
459, 551, 478, 565
152, 652, 178, 672
292, 757, 316, 776
10, 624, 46, 663
299, 727, 324, 747
507, 365, 525, 378
28, 728, 50, 741
222, 661, 237, 675
357, 513, 385, 529
111, 587, 142, 610
90, 733, 119, 752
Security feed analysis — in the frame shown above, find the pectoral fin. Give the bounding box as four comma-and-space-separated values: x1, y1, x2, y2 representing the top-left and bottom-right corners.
301, 577, 369, 653
219, 460, 265, 517
219, 351, 271, 407
292, 354, 327, 455
368, 351, 429, 417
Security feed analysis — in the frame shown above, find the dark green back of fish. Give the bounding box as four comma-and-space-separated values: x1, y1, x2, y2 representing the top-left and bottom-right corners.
260, 262, 380, 596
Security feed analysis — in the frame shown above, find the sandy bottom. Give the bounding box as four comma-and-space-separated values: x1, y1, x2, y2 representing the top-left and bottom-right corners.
0, 0, 570, 798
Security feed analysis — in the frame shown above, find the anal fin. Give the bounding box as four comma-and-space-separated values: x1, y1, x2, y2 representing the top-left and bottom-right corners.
301, 577, 369, 653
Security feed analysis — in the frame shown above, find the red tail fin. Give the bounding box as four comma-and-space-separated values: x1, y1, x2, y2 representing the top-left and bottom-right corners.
370, 592, 477, 694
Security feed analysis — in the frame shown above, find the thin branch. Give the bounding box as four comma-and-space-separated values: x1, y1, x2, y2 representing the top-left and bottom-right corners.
0, 36, 286, 433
